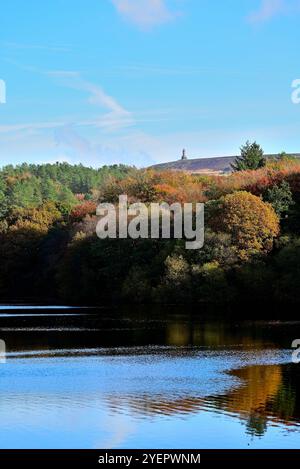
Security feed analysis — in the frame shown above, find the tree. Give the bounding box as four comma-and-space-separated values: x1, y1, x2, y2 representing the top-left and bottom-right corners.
273, 238, 300, 303
8, 177, 42, 208
70, 201, 97, 222
7, 202, 63, 233
208, 191, 280, 260
264, 181, 294, 218
157, 254, 192, 303
192, 261, 235, 304
231, 141, 266, 172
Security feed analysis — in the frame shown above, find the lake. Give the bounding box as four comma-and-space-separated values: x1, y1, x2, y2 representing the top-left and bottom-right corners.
0, 306, 300, 449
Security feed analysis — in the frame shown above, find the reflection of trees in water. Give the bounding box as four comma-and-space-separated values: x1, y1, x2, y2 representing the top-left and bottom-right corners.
204, 364, 299, 436
106, 323, 285, 426
106, 394, 205, 417
227, 365, 283, 437
268, 383, 296, 421
266, 364, 300, 426
246, 413, 267, 437
166, 319, 282, 349
166, 322, 300, 435
105, 363, 300, 438
3, 312, 300, 437
244, 365, 300, 436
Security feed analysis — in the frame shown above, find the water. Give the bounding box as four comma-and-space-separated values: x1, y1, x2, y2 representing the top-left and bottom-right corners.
0, 306, 300, 449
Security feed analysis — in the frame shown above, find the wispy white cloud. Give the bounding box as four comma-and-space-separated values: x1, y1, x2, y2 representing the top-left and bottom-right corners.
248, 0, 300, 24
54, 126, 156, 167
0, 63, 173, 167
116, 64, 213, 76
110, 0, 179, 29
46, 70, 80, 78
1, 41, 71, 52
7, 64, 132, 131
47, 70, 134, 131
0, 121, 64, 134
0, 70, 135, 166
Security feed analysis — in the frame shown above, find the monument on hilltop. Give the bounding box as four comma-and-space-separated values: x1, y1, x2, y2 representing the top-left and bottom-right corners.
181, 149, 188, 160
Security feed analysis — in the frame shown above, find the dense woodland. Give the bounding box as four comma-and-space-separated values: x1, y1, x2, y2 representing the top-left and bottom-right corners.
1, 144, 300, 313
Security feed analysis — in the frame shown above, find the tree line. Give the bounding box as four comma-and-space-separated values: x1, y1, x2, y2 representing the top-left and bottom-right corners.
0, 146, 300, 315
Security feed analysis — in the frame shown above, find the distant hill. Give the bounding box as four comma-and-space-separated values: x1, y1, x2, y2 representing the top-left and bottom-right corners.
150, 154, 300, 175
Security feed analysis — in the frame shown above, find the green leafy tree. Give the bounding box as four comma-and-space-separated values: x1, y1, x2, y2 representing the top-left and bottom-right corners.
41, 178, 59, 201
0, 177, 8, 218
8, 177, 42, 208
264, 181, 294, 218
231, 141, 266, 171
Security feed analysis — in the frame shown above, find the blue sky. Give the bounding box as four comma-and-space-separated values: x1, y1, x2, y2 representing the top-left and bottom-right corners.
1, 0, 300, 167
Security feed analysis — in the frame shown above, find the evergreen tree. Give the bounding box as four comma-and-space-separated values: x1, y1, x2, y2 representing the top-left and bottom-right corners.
231, 141, 266, 171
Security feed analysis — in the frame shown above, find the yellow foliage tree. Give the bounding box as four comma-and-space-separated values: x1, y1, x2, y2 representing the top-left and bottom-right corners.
209, 191, 280, 260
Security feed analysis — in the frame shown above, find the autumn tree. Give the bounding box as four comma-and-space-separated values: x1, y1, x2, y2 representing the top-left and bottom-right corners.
70, 201, 97, 222
0, 202, 65, 298
208, 191, 280, 259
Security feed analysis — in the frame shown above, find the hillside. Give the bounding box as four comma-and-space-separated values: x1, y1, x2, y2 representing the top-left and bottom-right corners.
151, 154, 300, 175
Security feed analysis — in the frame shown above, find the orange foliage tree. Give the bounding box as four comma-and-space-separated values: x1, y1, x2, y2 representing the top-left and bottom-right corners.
96, 159, 300, 207
70, 201, 97, 221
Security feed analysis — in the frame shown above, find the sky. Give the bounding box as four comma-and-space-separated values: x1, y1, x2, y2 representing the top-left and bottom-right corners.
1, 0, 300, 168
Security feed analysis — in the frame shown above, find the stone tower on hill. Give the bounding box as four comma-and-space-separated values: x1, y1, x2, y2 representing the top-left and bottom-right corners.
181, 149, 188, 160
